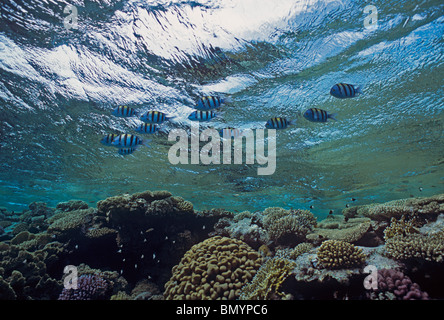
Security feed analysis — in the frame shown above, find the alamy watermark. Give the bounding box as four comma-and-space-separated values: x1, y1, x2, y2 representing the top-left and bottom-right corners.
168, 122, 277, 176
63, 265, 78, 289
363, 265, 378, 290
364, 5, 378, 30
63, 4, 78, 31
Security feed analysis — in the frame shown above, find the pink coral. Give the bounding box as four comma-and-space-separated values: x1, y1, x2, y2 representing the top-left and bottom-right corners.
377, 269, 429, 300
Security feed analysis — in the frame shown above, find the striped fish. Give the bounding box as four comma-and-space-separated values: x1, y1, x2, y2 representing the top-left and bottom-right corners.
118, 148, 137, 156
139, 111, 174, 124
330, 83, 362, 99
303, 108, 337, 122
219, 127, 243, 139
112, 106, 138, 117
100, 133, 119, 146
111, 134, 145, 148
265, 117, 295, 129
135, 123, 159, 134
188, 110, 217, 121
195, 96, 227, 110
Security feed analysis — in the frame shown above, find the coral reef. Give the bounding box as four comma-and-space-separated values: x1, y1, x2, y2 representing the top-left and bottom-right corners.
342, 193, 444, 221
0, 240, 64, 299
383, 215, 418, 241
239, 257, 295, 300
164, 236, 262, 300
385, 232, 444, 263
58, 274, 110, 300
262, 208, 317, 246
368, 269, 429, 300
0, 190, 443, 300
317, 240, 366, 269
306, 215, 373, 245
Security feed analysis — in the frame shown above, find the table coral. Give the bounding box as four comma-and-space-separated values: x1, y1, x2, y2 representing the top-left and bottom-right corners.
164, 236, 262, 300
317, 240, 366, 269
306, 215, 371, 244
343, 193, 444, 221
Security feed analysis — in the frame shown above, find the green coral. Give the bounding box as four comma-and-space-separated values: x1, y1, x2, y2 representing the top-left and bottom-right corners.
317, 240, 366, 269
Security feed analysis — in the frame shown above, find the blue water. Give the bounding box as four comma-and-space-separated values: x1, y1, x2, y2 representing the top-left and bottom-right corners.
0, 0, 443, 217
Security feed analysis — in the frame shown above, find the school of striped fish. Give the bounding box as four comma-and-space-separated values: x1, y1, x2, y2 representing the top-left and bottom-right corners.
100, 83, 362, 156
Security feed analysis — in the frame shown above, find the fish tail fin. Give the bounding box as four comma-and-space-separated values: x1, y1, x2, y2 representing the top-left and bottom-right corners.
355, 86, 363, 95
165, 115, 177, 122
141, 139, 152, 148
328, 113, 338, 121
288, 119, 297, 126
222, 96, 233, 104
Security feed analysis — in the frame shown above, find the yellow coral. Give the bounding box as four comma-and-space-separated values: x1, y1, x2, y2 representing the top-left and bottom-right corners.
164, 236, 262, 300
262, 208, 317, 244
239, 257, 295, 300
317, 240, 366, 269
385, 231, 444, 263
383, 215, 417, 241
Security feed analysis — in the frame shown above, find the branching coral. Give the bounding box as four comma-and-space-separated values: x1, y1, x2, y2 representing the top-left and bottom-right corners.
239, 257, 295, 300
385, 231, 444, 263
383, 215, 418, 241
262, 208, 317, 245
164, 236, 262, 300
58, 274, 110, 300
317, 240, 366, 269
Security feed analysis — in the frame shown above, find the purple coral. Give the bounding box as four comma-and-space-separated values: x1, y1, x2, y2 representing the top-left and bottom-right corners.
58, 274, 109, 300
376, 269, 429, 300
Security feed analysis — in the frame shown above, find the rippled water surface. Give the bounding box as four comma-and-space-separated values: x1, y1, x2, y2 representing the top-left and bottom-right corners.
1, 0, 443, 216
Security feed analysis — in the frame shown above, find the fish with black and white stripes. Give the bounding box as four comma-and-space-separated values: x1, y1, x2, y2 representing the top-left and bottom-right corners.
330, 83, 362, 99
195, 96, 230, 110
118, 148, 137, 156
111, 134, 148, 148
265, 117, 295, 129
100, 133, 119, 146
112, 106, 138, 117
188, 110, 217, 121
303, 108, 337, 122
139, 111, 175, 124
135, 123, 159, 134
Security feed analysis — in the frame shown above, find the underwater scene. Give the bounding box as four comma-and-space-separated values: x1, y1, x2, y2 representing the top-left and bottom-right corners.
0, 0, 443, 302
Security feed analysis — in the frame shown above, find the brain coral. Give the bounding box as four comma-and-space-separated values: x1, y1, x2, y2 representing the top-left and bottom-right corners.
164, 236, 262, 300
317, 240, 366, 269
